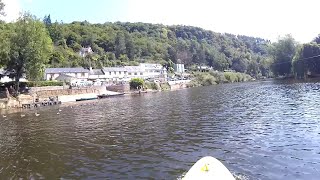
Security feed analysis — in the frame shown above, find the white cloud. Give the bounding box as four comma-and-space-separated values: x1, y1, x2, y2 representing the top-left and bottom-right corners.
2, 0, 21, 22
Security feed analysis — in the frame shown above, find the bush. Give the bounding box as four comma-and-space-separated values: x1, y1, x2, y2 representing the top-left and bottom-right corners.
144, 82, 159, 90
160, 82, 171, 91
189, 72, 217, 87
224, 72, 252, 83
26, 81, 64, 87
129, 78, 144, 90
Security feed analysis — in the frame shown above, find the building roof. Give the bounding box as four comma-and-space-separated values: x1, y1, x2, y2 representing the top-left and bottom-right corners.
124, 66, 143, 72
90, 69, 105, 75
103, 67, 127, 72
55, 74, 77, 82
140, 63, 164, 69
45, 68, 89, 74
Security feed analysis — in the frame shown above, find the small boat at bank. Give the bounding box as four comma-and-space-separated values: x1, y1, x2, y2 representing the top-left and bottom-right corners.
75, 97, 97, 101
183, 156, 235, 180
97, 93, 125, 99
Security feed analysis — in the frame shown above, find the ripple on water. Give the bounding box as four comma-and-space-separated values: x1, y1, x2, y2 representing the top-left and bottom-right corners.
1, 81, 320, 179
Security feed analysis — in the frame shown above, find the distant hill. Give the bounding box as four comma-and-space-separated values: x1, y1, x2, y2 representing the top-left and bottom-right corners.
43, 16, 272, 77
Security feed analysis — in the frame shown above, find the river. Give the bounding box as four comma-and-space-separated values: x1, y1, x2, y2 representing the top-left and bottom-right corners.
0, 80, 320, 179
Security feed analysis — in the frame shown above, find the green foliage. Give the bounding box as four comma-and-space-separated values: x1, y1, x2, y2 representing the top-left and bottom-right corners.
292, 43, 320, 78
28, 19, 272, 73
189, 72, 217, 87
269, 35, 296, 76
189, 71, 252, 87
129, 78, 144, 90
2, 81, 63, 88
224, 72, 252, 82
1, 13, 311, 80
160, 82, 171, 91
4, 13, 53, 94
144, 82, 159, 90
26, 81, 63, 87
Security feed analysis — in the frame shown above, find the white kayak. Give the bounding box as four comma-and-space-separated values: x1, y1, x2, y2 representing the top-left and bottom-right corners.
183, 156, 235, 180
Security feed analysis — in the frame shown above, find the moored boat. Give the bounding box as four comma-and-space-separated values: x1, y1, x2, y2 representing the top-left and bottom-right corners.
97, 93, 125, 99
75, 97, 97, 101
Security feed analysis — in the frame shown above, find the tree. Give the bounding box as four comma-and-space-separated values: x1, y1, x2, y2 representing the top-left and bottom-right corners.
269, 35, 296, 76
125, 32, 135, 60
48, 22, 64, 45
247, 60, 259, 77
6, 14, 52, 93
43, 14, 52, 26
293, 43, 320, 78
115, 32, 126, 59
129, 78, 144, 90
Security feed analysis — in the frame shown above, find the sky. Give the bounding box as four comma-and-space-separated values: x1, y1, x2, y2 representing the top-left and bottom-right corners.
2, 0, 320, 43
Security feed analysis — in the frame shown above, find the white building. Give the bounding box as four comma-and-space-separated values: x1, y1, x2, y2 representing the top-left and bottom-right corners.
44, 63, 168, 84
101, 63, 167, 83
45, 68, 90, 81
140, 63, 167, 80
88, 68, 106, 81
174, 64, 185, 73
102, 67, 127, 83
79, 47, 93, 57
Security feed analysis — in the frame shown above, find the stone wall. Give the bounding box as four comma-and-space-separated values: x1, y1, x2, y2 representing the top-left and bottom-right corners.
36, 88, 100, 98
169, 81, 190, 91
29, 86, 64, 93
106, 84, 130, 93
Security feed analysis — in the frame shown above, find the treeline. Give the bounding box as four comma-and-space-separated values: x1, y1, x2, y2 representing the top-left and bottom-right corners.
42, 14, 272, 78
1, 8, 320, 84
269, 35, 320, 78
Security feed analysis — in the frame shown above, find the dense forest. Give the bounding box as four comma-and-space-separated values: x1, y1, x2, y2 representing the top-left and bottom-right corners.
40, 15, 272, 77
1, 0, 320, 83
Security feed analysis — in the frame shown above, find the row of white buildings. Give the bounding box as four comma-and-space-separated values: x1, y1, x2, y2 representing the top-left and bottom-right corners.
44, 63, 168, 85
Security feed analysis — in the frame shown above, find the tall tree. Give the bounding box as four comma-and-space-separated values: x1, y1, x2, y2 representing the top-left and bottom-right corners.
293, 43, 320, 78
270, 35, 296, 76
115, 32, 126, 59
125, 33, 135, 60
6, 14, 52, 93
43, 14, 52, 26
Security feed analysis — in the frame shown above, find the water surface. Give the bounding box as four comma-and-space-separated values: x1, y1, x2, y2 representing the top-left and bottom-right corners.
0, 80, 320, 179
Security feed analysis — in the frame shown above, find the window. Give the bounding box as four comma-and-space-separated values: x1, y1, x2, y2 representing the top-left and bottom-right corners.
48, 74, 52, 80
119, 71, 122, 75
109, 72, 111, 75
81, 73, 85, 77
134, 73, 137, 75
140, 72, 143, 75
128, 73, 132, 75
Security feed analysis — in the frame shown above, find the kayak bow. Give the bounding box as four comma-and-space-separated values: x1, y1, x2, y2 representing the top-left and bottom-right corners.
183, 156, 235, 180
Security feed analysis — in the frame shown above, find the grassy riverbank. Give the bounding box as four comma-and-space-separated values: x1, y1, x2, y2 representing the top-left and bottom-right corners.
188, 71, 253, 87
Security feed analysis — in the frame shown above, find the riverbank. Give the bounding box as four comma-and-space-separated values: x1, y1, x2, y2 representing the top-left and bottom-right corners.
187, 71, 254, 87
0, 71, 254, 111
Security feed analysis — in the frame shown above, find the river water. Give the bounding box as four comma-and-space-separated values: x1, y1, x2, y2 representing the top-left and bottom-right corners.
0, 80, 320, 179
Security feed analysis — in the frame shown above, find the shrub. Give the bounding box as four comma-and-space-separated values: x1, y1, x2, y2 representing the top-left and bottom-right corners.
144, 82, 159, 90
160, 82, 171, 91
26, 81, 64, 87
129, 78, 144, 90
